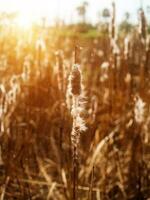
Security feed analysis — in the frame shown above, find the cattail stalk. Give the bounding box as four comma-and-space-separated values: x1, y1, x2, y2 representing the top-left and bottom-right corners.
70, 64, 81, 200
68, 48, 87, 199
56, 51, 64, 95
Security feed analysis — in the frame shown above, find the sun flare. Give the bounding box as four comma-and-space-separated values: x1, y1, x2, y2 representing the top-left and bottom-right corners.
0, 0, 60, 28
15, 13, 32, 29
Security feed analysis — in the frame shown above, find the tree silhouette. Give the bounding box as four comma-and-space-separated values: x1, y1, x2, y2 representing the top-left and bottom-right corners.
76, 1, 88, 23
102, 8, 110, 20
119, 12, 132, 34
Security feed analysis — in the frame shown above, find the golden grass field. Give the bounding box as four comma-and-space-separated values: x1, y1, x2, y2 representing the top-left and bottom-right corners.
0, 2, 150, 200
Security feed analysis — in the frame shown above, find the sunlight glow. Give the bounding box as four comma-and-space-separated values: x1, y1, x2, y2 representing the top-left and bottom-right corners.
0, 0, 148, 26
0, 0, 59, 27
15, 14, 32, 29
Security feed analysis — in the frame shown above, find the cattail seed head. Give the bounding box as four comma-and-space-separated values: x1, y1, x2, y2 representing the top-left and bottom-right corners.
109, 2, 116, 40
134, 96, 145, 124
138, 9, 147, 40
55, 51, 64, 91
124, 36, 131, 59
112, 39, 120, 55
146, 36, 150, 52
69, 64, 81, 96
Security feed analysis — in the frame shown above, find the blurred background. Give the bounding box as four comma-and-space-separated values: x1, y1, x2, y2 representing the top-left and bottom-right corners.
0, 0, 150, 199
0, 0, 149, 26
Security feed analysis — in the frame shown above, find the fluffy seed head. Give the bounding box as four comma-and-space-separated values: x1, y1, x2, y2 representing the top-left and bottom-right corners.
134, 96, 145, 124
124, 36, 131, 59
